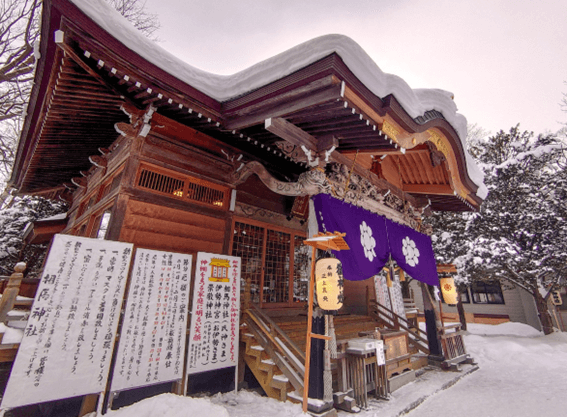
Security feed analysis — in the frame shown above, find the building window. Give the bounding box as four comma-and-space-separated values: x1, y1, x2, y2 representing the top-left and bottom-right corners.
95, 210, 112, 240
471, 281, 504, 304
460, 288, 471, 303
136, 164, 229, 209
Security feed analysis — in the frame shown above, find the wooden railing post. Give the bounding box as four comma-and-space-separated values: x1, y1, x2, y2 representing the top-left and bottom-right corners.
243, 277, 252, 312
0, 262, 26, 324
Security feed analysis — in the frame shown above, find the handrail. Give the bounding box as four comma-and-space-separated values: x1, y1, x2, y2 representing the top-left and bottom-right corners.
370, 299, 428, 340
243, 306, 305, 392
249, 304, 306, 363
439, 323, 461, 333
368, 299, 430, 354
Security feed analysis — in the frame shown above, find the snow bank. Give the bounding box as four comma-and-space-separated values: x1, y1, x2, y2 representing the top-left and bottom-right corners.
466, 321, 542, 337
85, 324, 567, 417
69, 0, 486, 197
0, 323, 24, 344
104, 393, 229, 417
211, 390, 309, 417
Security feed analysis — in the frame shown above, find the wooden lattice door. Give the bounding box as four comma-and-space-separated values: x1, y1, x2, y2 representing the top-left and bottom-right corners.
231, 219, 309, 308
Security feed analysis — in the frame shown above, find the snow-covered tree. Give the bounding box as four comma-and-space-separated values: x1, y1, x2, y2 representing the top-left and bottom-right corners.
427, 125, 567, 334
0, 195, 67, 277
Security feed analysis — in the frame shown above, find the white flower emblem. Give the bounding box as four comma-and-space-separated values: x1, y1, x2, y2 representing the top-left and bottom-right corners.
402, 236, 420, 267
360, 221, 376, 262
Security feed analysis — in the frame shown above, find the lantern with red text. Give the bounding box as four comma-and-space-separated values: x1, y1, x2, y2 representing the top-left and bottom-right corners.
315, 258, 344, 312
439, 276, 458, 306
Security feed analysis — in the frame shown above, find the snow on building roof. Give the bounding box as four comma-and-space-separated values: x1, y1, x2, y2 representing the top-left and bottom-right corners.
69, 0, 486, 198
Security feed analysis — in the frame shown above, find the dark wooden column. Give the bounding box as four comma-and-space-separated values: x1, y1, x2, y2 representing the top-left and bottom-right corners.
420, 282, 443, 358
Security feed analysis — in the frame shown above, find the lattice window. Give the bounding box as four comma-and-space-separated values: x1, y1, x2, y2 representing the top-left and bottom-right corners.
231, 220, 308, 307
136, 164, 228, 209
138, 167, 184, 195
264, 230, 291, 303
232, 222, 264, 304
186, 179, 225, 207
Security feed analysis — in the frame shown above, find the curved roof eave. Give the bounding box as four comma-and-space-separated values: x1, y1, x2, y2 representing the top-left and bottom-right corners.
11, 0, 486, 203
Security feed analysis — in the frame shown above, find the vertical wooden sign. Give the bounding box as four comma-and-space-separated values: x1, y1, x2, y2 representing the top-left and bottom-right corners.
186, 252, 241, 375
111, 249, 192, 392
1, 235, 133, 409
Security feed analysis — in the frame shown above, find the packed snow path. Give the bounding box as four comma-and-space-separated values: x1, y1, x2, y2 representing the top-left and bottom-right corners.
404, 323, 567, 417
101, 323, 566, 417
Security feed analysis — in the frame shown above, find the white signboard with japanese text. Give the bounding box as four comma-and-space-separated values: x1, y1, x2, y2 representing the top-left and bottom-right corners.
391, 278, 407, 321
186, 252, 241, 375
1, 235, 133, 409
374, 274, 393, 325
375, 340, 386, 366
111, 249, 192, 392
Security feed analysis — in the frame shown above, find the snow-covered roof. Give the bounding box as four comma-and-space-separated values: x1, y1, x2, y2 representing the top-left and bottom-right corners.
70, 0, 486, 198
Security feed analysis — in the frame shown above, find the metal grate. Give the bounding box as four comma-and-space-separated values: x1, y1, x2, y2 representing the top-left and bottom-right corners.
231, 221, 309, 307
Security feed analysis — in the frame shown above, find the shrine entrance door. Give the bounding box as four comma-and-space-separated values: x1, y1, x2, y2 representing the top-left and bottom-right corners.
230, 218, 309, 308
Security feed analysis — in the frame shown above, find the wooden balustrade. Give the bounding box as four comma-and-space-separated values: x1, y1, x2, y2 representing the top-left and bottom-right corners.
368, 299, 430, 354
0, 263, 27, 325
439, 323, 467, 361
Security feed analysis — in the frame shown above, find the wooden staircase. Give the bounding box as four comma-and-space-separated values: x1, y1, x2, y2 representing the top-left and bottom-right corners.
368, 299, 430, 356
271, 315, 379, 352
241, 331, 295, 401
240, 308, 381, 404
240, 306, 306, 403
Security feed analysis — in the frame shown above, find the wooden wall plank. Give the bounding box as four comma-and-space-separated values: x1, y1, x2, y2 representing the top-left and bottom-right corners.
119, 199, 227, 255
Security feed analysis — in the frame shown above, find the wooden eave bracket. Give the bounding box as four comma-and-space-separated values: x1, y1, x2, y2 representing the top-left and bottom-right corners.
265, 117, 338, 168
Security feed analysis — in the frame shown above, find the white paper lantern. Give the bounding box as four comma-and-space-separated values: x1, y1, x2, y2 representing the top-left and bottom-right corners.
315, 258, 344, 311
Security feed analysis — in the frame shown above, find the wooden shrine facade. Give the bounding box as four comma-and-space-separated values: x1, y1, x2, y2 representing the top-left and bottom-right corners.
9, 2, 484, 318
8, 0, 487, 319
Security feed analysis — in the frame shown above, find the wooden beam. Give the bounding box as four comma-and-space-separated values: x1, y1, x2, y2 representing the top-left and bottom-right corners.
224, 78, 343, 130
341, 147, 430, 156
317, 135, 339, 153
403, 183, 454, 195
265, 117, 318, 151
55, 41, 135, 108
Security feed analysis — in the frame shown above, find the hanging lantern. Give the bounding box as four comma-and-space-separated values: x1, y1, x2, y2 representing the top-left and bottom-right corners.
315, 258, 345, 311
439, 276, 458, 305
382, 266, 393, 287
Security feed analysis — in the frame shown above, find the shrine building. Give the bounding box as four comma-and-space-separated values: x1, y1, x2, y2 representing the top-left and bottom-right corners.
4, 0, 487, 412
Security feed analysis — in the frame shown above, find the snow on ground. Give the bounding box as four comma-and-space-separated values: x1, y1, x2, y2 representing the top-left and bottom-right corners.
404, 323, 567, 417
100, 323, 567, 417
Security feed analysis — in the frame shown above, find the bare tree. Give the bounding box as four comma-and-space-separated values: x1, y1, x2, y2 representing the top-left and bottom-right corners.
0, 0, 160, 183
106, 0, 160, 39
0, 0, 40, 178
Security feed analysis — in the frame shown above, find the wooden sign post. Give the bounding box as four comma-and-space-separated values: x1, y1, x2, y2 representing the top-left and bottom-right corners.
302, 232, 349, 413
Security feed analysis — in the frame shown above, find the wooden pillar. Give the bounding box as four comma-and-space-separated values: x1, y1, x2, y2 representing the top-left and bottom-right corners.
420, 282, 443, 358
456, 292, 468, 331
78, 394, 99, 417
0, 262, 26, 325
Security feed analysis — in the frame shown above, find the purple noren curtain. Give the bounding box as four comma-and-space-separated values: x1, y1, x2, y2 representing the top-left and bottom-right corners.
312, 194, 439, 286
